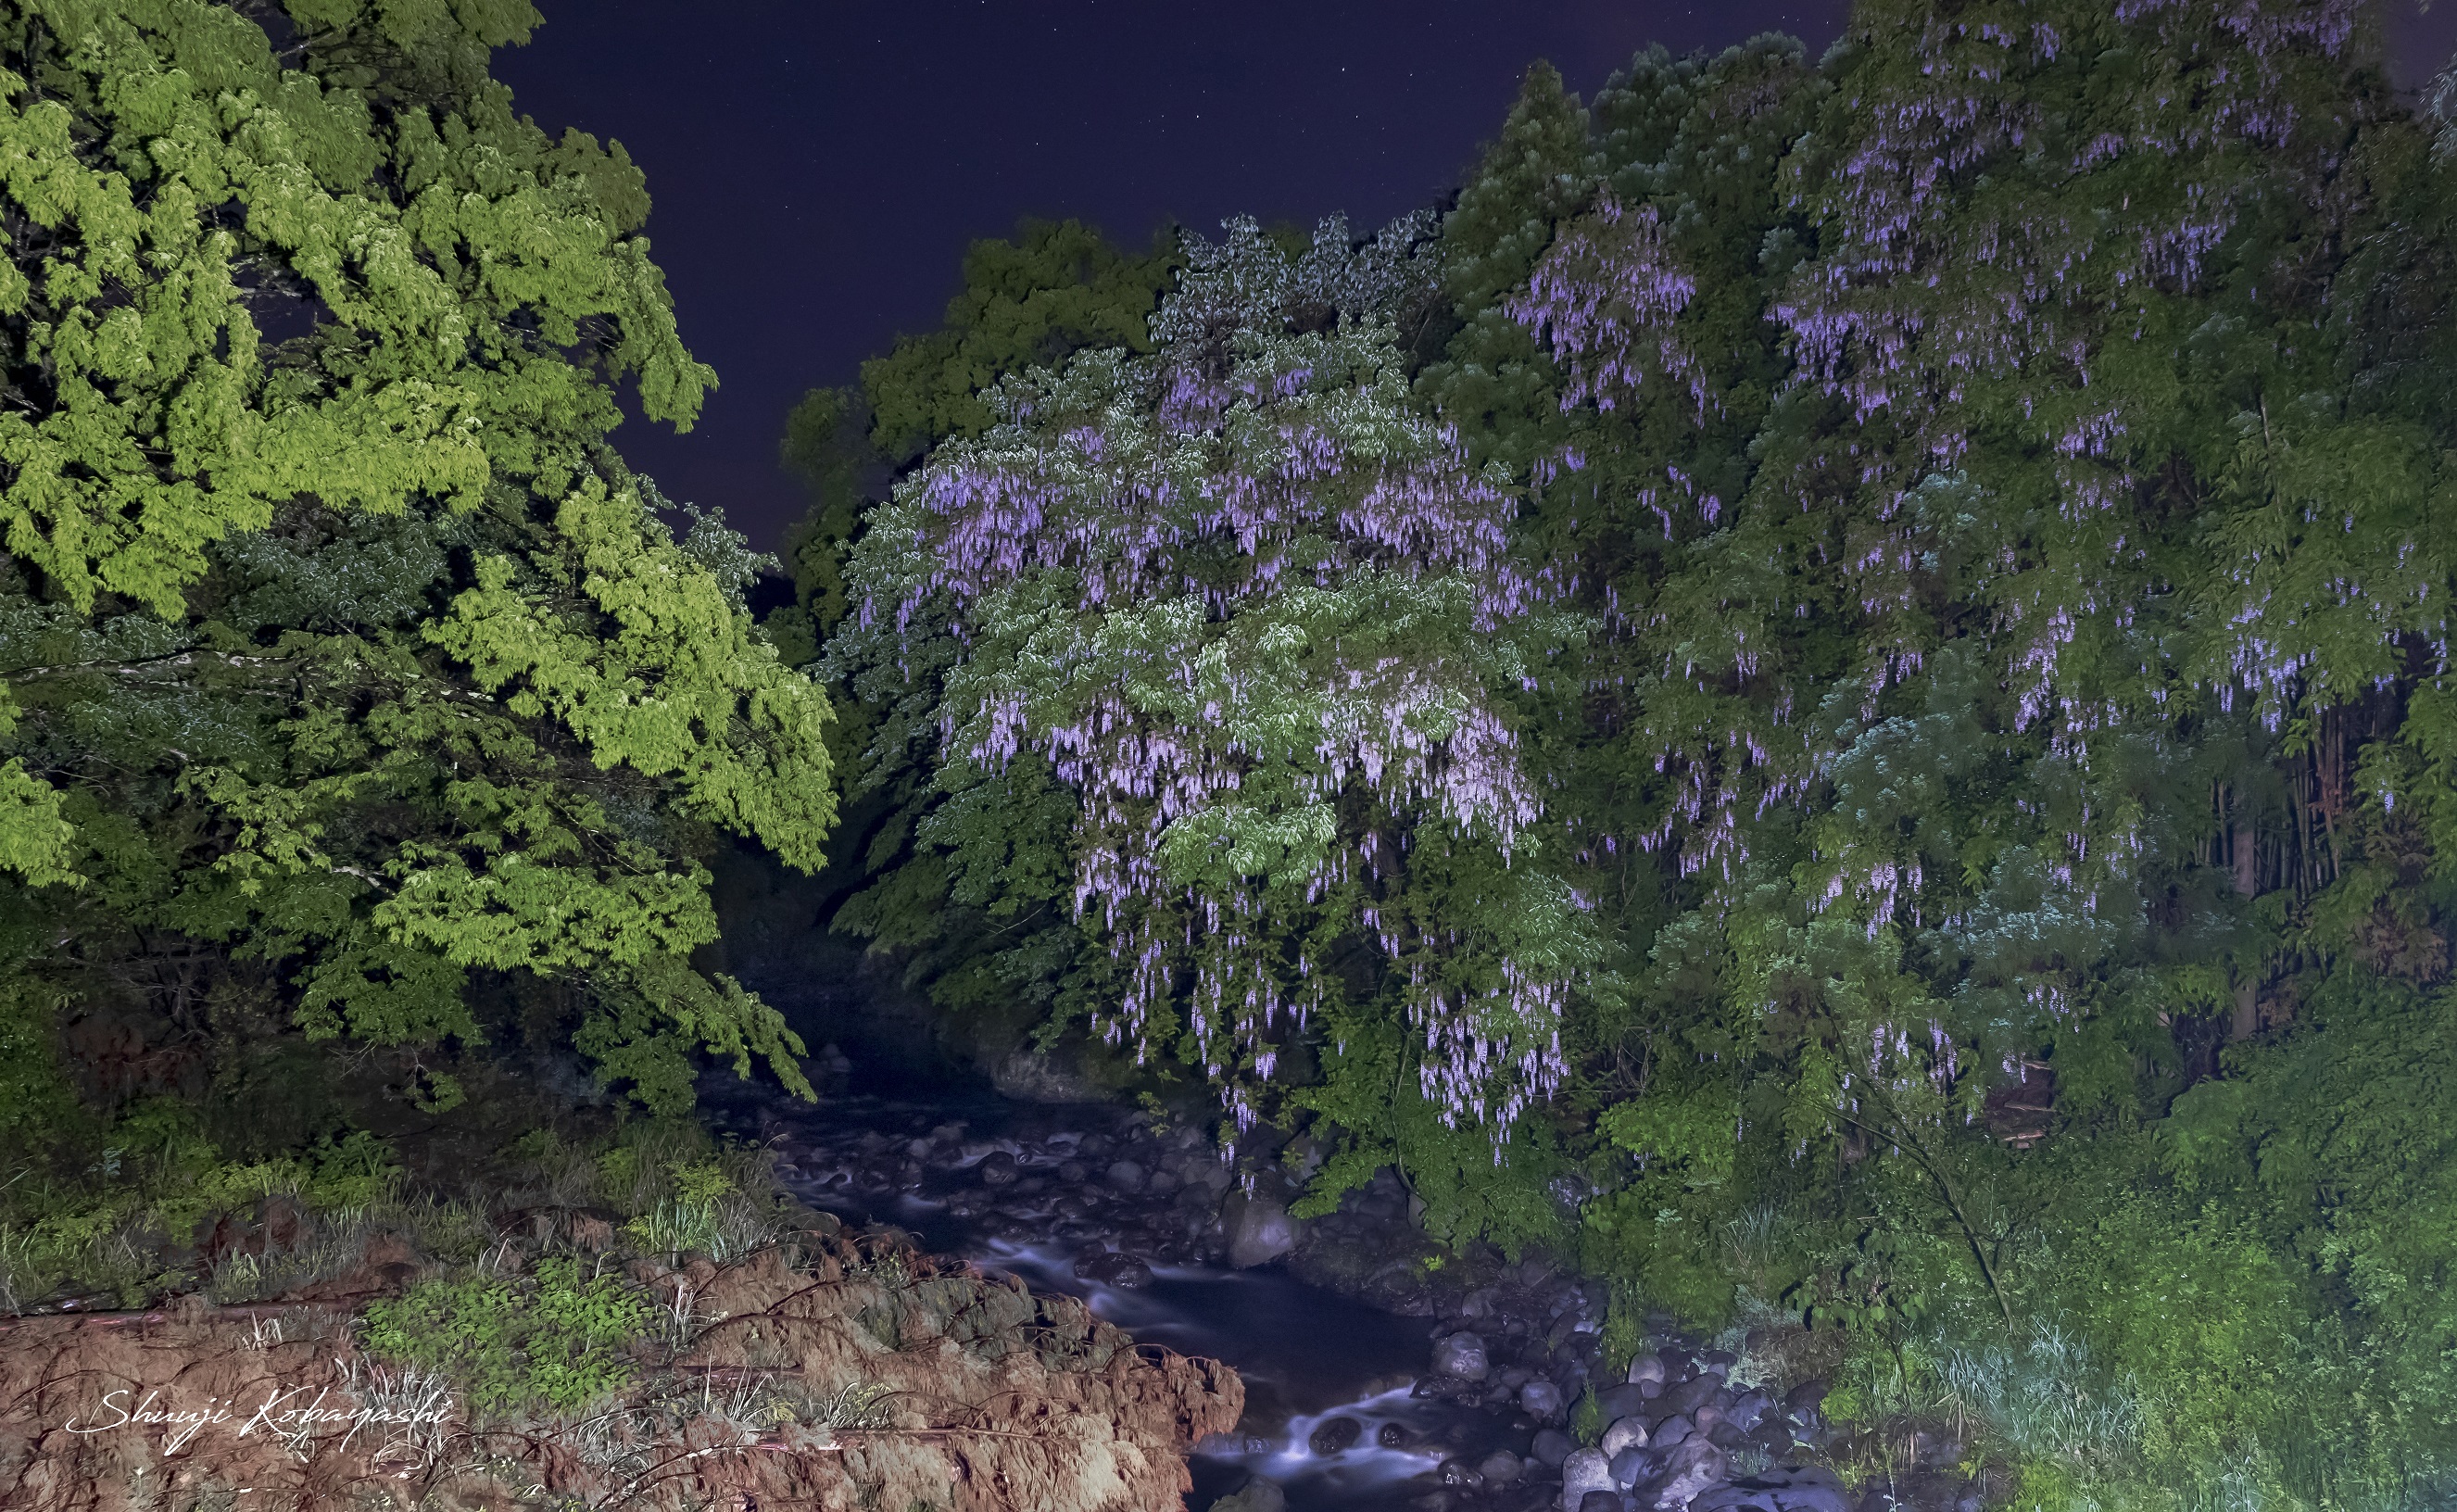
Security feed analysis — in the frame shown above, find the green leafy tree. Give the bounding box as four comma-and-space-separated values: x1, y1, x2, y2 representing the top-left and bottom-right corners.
0, 0, 836, 1140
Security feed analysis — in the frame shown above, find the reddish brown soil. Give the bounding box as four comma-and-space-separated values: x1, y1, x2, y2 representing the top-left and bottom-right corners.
0, 1238, 1241, 1512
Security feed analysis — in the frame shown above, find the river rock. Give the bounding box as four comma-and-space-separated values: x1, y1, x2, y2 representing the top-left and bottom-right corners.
1531, 1428, 1575, 1468
1581, 1495, 1626, 1512
1521, 1378, 1565, 1419
1106, 1159, 1147, 1193
1783, 1380, 1828, 1421
1602, 1415, 1650, 1457
1726, 1390, 1771, 1432
991, 1042, 1105, 1102
1654, 1438, 1728, 1508
1441, 1458, 1487, 1488
1694, 1486, 1782, 1512
1612, 1446, 1657, 1489
1221, 1191, 1300, 1268
1479, 1450, 1524, 1484
977, 1152, 1019, 1188
1599, 1383, 1648, 1421
1208, 1475, 1288, 1512
1308, 1416, 1363, 1455
1076, 1250, 1153, 1288
1652, 1415, 1693, 1449
1628, 1353, 1668, 1386
1560, 1448, 1615, 1510
1433, 1330, 1491, 1380
1770, 1480, 1850, 1512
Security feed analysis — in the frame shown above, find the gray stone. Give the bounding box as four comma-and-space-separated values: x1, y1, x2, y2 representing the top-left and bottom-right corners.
1610, 1447, 1656, 1490
1106, 1160, 1147, 1193
1653, 1439, 1729, 1509
990, 1043, 1104, 1102
1782, 1380, 1828, 1420
1221, 1191, 1300, 1268
1727, 1391, 1772, 1432
1628, 1353, 1668, 1386
1479, 1450, 1524, 1484
1522, 1379, 1566, 1420
1599, 1384, 1649, 1422
1692, 1487, 1782, 1512
1770, 1483, 1850, 1512
1561, 1448, 1616, 1510
1531, 1429, 1576, 1468
1582, 1495, 1627, 1512
1433, 1331, 1491, 1381
1207, 1476, 1287, 1512
977, 1152, 1018, 1187
1601, 1415, 1650, 1458
1652, 1415, 1693, 1449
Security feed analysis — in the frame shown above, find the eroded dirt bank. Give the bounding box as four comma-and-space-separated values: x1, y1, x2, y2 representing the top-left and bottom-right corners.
0, 1233, 1241, 1512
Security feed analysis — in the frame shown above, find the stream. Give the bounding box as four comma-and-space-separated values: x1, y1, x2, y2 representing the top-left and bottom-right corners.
695, 1047, 1875, 1512
699, 1080, 1531, 1512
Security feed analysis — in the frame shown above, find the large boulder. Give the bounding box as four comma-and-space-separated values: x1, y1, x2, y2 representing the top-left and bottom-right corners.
1433, 1330, 1491, 1380
1629, 1353, 1668, 1386
1560, 1448, 1616, 1511
1220, 1191, 1301, 1268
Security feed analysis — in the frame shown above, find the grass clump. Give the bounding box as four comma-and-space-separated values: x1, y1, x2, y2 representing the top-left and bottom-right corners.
361, 1254, 648, 1415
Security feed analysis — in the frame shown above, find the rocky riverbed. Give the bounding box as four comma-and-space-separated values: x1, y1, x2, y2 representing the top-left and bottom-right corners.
706, 1077, 1998, 1512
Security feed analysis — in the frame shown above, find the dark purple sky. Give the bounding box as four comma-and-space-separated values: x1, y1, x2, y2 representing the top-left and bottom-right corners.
494, 1, 1853, 550
494, 1, 2457, 553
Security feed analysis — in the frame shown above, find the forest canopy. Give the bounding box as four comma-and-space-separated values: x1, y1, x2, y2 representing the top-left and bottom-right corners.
5, 2, 2457, 1508
779, 3, 2457, 1506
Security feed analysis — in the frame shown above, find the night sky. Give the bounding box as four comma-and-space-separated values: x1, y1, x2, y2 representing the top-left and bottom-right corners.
493, 1, 2457, 554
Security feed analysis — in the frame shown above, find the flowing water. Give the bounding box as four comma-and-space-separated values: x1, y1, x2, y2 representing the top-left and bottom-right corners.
703, 1082, 1526, 1512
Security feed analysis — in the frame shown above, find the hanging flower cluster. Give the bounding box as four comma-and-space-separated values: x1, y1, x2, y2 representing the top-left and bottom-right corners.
849, 216, 1590, 1135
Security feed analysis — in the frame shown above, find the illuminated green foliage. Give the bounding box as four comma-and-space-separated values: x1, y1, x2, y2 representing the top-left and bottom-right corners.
0, 1, 834, 1132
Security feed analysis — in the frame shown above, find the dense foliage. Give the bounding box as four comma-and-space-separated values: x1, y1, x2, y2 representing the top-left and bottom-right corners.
0, 0, 836, 1163
786, 3, 2457, 1506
